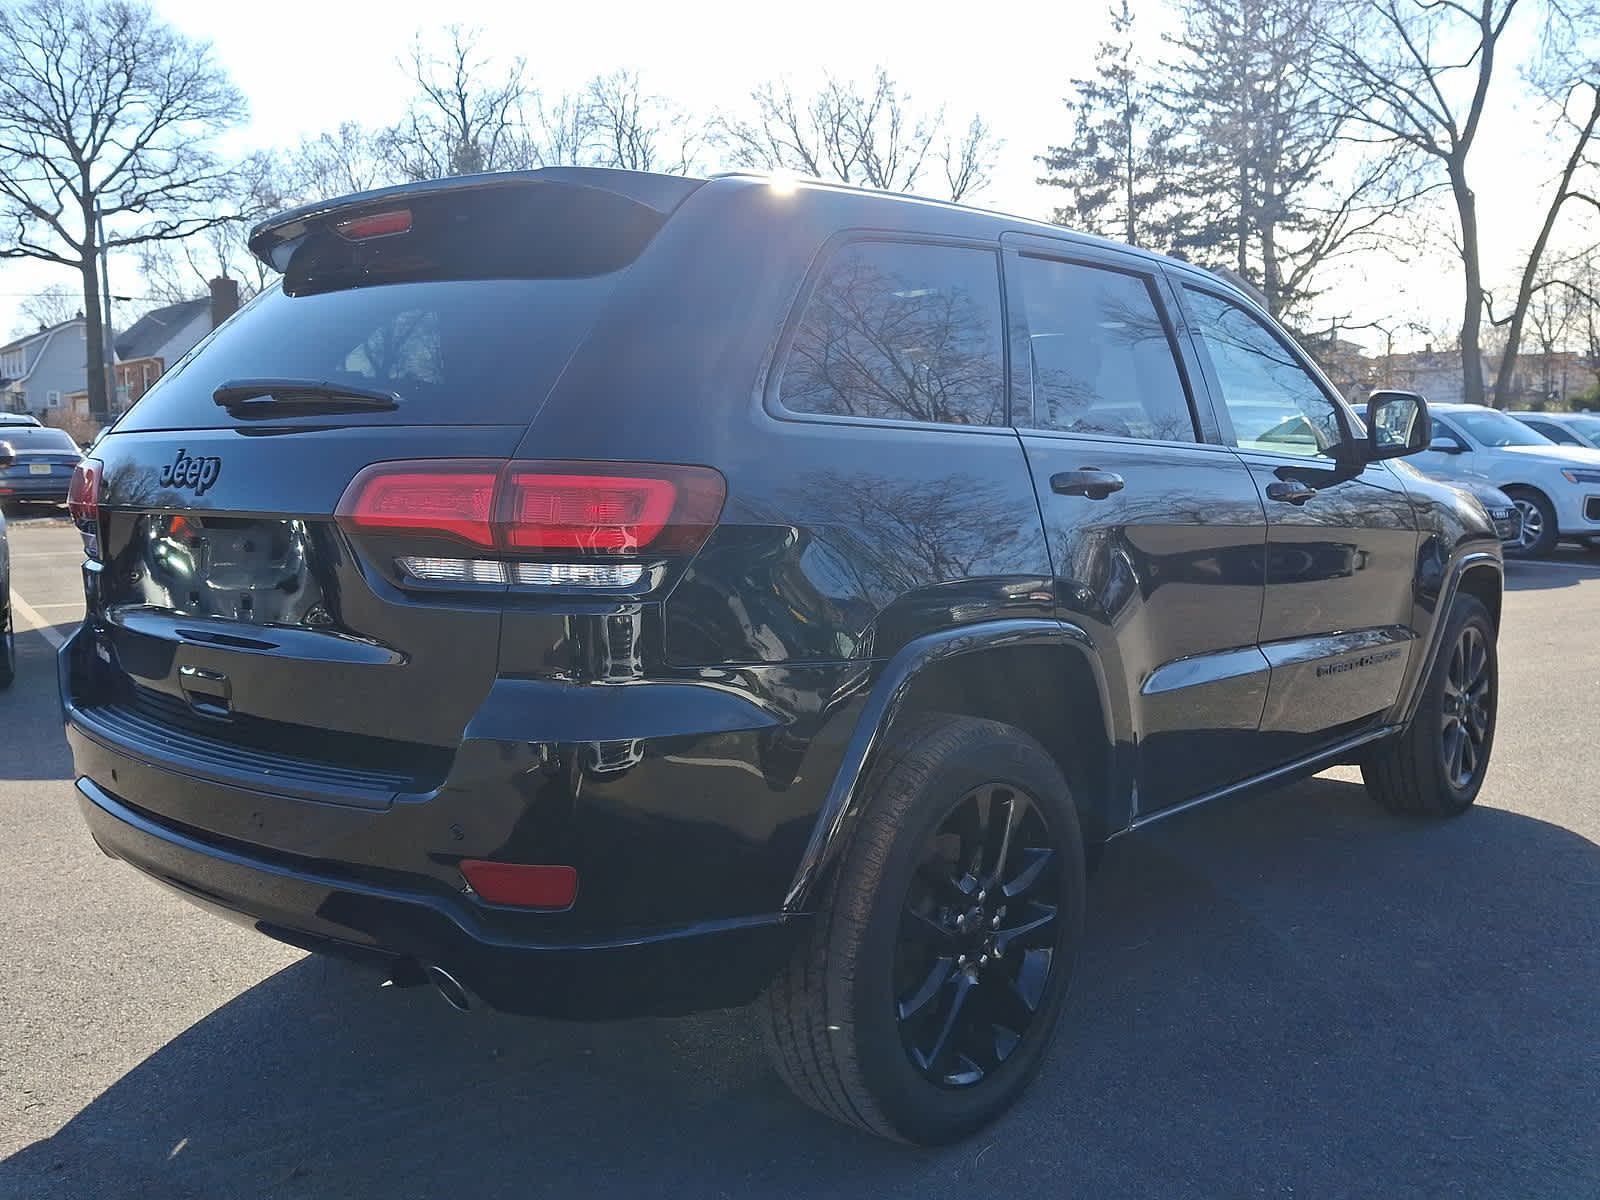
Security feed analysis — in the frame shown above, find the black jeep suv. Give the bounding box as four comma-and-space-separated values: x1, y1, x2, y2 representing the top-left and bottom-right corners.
60, 168, 1502, 1144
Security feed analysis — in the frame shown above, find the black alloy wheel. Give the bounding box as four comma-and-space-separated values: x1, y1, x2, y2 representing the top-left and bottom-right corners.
894, 783, 1061, 1088
1439, 622, 1493, 792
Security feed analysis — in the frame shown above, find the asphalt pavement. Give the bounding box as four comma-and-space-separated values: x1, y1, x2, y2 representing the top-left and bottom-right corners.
3, 511, 1598, 1199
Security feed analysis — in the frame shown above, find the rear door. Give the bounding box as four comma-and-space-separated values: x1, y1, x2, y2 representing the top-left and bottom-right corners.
1176, 281, 1419, 759
1002, 235, 1272, 815
73, 179, 674, 791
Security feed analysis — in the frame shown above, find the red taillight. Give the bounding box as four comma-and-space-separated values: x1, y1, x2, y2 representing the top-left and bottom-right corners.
336, 464, 498, 548
336, 460, 726, 556
334, 208, 412, 240
502, 472, 678, 551
67, 458, 102, 523
459, 860, 578, 909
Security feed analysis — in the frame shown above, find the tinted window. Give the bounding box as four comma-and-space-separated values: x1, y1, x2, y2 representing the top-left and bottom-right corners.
1185, 288, 1343, 459
1523, 419, 1577, 445
0, 427, 78, 452
780, 242, 1004, 426
1451, 408, 1550, 447
114, 275, 622, 431
1012, 256, 1194, 441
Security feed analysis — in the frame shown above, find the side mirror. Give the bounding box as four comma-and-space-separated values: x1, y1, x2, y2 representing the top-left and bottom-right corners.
0, 441, 12, 470
1366, 389, 1431, 460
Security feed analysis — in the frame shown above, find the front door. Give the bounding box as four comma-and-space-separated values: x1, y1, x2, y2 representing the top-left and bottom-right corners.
1002, 237, 1271, 817
1177, 281, 1420, 762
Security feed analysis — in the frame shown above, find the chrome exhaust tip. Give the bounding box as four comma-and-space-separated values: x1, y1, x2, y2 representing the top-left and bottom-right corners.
425, 963, 471, 1013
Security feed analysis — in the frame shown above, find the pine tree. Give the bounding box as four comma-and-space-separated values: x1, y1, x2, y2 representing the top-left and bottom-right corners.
1037, 1, 1178, 250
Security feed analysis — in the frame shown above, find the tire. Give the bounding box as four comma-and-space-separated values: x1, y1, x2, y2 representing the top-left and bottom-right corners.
1503, 486, 1557, 557
1363, 594, 1496, 817
0, 598, 14, 690
759, 713, 1085, 1144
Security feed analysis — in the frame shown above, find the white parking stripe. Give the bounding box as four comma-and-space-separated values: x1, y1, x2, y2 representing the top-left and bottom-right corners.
8, 589, 66, 648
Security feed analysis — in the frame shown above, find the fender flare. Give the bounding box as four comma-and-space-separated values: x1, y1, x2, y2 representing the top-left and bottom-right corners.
1393, 548, 1502, 728
781, 618, 1109, 913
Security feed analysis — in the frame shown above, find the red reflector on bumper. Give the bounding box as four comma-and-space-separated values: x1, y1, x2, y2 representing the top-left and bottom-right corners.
459, 860, 578, 909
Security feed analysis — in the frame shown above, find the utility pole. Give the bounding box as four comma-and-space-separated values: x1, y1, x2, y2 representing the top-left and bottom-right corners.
95, 203, 116, 419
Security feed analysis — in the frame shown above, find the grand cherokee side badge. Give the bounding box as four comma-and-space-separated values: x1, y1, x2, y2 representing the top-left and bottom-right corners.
158, 448, 222, 495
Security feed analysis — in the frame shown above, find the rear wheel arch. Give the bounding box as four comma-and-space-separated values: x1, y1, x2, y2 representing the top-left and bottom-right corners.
783, 621, 1117, 915
890, 642, 1113, 844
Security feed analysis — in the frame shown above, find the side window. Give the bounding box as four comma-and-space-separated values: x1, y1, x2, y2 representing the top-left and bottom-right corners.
1012, 255, 1196, 442
779, 242, 1004, 426
1184, 287, 1345, 459
1430, 417, 1468, 451
1527, 420, 1577, 445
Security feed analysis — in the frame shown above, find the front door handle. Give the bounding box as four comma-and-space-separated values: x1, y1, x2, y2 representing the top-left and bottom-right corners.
1050, 468, 1125, 500
1266, 479, 1318, 505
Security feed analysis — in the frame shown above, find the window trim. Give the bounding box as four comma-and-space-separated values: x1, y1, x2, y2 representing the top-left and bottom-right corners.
1173, 277, 1361, 465
764, 231, 1013, 436
1002, 246, 1206, 447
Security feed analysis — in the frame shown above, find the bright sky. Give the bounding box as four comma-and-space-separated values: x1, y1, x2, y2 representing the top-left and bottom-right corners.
0, 0, 1584, 352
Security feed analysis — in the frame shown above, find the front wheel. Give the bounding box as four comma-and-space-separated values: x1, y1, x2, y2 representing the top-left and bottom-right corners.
760, 713, 1085, 1144
1504, 487, 1557, 557
1363, 594, 1496, 816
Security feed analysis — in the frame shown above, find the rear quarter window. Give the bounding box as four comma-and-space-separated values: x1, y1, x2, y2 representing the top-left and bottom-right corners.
778, 241, 1005, 427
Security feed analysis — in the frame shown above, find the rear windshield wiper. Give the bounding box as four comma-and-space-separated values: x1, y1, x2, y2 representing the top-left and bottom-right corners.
212, 378, 400, 414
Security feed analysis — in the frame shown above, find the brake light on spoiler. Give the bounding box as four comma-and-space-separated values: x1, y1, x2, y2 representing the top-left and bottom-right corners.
336, 460, 726, 587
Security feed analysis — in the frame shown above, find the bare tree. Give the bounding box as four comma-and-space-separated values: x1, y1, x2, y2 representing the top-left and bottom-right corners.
0, 0, 246, 419
383, 26, 536, 181
282, 122, 396, 201
12, 286, 82, 337
1488, 47, 1600, 405
1325, 0, 1534, 406
583, 70, 702, 174
717, 68, 1000, 202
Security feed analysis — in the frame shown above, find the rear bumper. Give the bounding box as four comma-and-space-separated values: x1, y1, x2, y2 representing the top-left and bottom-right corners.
58, 620, 849, 1017
0, 477, 69, 501
77, 775, 807, 1017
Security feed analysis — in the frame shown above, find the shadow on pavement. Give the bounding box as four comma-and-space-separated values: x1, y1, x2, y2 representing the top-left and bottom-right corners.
5, 776, 1597, 1198
0, 623, 72, 780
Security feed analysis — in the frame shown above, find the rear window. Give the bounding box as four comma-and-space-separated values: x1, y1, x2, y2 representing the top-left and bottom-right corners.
114, 275, 622, 431
0, 427, 78, 452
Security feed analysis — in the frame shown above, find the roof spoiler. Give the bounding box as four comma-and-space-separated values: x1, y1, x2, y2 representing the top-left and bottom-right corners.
248, 168, 706, 273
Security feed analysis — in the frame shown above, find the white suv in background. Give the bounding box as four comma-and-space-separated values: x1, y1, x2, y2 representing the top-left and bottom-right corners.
1402, 402, 1600, 555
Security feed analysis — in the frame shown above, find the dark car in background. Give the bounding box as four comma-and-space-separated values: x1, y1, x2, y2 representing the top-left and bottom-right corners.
0, 425, 82, 507
60, 168, 1503, 1144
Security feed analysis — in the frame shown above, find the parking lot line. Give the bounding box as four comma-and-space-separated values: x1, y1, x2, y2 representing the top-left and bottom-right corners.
8, 588, 66, 648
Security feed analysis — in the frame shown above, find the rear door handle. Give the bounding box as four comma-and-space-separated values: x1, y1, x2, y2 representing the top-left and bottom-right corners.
1265, 479, 1318, 505
1050, 468, 1125, 500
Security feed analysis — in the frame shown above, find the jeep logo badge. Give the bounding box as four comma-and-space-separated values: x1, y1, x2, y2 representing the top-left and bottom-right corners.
158, 448, 222, 495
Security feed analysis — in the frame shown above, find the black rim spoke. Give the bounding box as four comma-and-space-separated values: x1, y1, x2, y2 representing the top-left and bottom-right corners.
892, 780, 1066, 1090
1002, 846, 1054, 899
995, 904, 1059, 953
898, 956, 955, 1020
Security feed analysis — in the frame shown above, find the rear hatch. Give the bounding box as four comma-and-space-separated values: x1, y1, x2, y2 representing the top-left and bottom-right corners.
69, 171, 702, 802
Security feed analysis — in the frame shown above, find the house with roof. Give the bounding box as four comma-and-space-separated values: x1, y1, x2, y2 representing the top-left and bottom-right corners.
0, 316, 89, 416
56, 278, 244, 418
